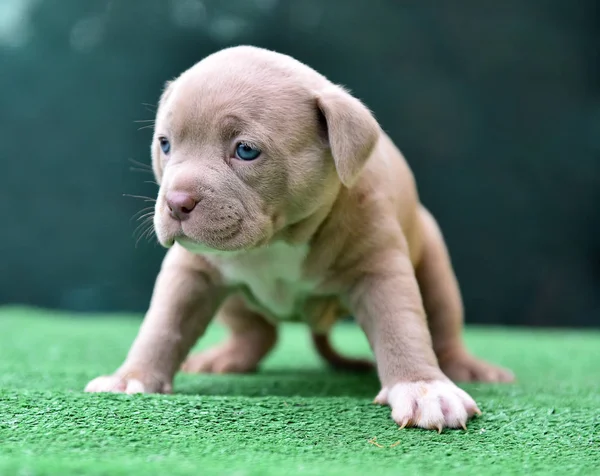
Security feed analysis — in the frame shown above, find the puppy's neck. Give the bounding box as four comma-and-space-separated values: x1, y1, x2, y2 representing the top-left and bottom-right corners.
273, 198, 339, 248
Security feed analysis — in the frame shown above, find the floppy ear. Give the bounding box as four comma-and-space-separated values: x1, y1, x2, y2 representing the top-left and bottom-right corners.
152, 80, 175, 184
316, 86, 380, 187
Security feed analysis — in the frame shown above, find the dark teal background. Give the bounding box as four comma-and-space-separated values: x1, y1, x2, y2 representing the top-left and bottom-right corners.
1, 0, 598, 327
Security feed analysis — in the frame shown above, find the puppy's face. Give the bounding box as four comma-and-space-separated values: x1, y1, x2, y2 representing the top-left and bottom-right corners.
151, 47, 379, 252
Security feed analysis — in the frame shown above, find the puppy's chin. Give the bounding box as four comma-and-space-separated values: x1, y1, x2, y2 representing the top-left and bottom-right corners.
175, 237, 246, 256
158, 226, 272, 255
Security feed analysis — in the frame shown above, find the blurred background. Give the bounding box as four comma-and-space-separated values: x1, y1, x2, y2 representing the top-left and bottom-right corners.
1, 0, 598, 327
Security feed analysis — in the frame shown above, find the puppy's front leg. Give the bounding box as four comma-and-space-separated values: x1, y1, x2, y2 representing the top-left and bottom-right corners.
349, 251, 480, 431
85, 246, 225, 394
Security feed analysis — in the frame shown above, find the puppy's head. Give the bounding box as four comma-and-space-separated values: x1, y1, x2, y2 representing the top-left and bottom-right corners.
151, 46, 379, 252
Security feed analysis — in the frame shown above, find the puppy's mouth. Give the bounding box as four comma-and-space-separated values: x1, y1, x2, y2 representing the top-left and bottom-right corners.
158, 221, 269, 254
163, 224, 243, 252
153, 193, 273, 253
174, 227, 244, 253
175, 236, 242, 255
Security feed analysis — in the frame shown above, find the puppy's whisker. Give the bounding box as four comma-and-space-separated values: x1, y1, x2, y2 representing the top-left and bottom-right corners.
144, 180, 159, 186
128, 158, 155, 175
138, 223, 153, 238
141, 103, 157, 112
134, 230, 148, 248
130, 167, 154, 175
136, 211, 155, 222
131, 211, 154, 223
142, 225, 156, 241
134, 119, 155, 131
123, 193, 156, 202
132, 214, 153, 230
133, 218, 155, 247
128, 158, 153, 170
133, 219, 151, 238
131, 206, 155, 221
135, 222, 156, 248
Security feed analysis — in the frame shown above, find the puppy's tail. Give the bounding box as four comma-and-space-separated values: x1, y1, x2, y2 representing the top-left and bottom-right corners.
311, 332, 374, 372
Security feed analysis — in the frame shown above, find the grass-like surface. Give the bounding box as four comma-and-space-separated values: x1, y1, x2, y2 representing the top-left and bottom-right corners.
0, 307, 598, 475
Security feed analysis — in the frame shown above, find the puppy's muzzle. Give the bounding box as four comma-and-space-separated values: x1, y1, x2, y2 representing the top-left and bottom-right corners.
160, 189, 244, 244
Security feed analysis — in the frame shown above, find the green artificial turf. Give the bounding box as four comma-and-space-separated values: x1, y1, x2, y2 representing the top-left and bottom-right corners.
0, 307, 598, 475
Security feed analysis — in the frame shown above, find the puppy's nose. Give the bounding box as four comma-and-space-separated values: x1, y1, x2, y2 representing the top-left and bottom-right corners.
166, 191, 198, 221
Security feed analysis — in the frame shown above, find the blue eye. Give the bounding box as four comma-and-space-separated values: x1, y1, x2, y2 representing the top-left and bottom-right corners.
159, 137, 170, 154
235, 143, 261, 161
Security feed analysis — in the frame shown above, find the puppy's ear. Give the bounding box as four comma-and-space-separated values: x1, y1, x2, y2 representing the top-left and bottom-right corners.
152, 80, 176, 184
316, 86, 380, 187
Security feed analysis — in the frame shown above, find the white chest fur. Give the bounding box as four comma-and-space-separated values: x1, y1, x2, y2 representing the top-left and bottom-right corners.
207, 242, 317, 320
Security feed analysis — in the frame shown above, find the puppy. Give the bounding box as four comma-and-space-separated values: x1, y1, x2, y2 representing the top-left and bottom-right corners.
86, 46, 513, 431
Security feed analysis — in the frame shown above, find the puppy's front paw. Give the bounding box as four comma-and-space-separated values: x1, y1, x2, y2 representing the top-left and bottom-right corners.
182, 339, 263, 374
439, 352, 515, 383
84, 372, 172, 394
374, 380, 481, 432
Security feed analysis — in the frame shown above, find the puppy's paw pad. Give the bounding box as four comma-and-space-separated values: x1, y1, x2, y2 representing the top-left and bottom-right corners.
386, 380, 480, 431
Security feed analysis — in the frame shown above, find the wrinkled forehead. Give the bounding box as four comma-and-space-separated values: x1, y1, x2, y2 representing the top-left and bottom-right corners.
158, 68, 317, 148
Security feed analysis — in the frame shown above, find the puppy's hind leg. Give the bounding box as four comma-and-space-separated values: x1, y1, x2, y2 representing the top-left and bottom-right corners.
181, 294, 277, 374
416, 206, 514, 383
